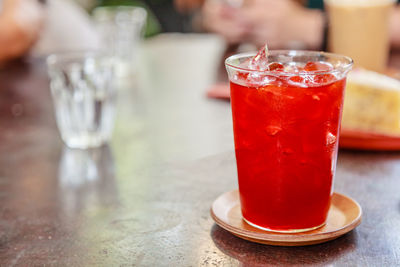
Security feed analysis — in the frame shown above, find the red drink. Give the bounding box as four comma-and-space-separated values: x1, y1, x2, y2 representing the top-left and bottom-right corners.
226, 51, 352, 232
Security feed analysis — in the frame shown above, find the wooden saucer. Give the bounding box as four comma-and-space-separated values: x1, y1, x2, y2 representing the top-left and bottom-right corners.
210, 190, 362, 246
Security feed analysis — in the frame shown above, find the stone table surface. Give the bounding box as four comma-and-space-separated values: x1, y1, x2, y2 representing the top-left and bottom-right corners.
0, 34, 399, 266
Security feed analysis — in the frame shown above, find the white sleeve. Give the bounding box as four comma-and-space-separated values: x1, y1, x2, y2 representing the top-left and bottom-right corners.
32, 0, 100, 55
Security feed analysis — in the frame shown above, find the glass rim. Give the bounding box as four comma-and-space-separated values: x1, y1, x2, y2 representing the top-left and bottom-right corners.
225, 50, 354, 76
46, 51, 113, 67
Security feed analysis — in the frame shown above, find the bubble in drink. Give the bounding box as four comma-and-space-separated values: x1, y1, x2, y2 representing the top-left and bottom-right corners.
265, 125, 282, 136
312, 94, 321, 101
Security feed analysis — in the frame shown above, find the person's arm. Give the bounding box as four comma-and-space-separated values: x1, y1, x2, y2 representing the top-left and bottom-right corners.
242, 0, 325, 49
0, 0, 44, 63
200, 0, 252, 44
199, 0, 325, 49
390, 5, 400, 48
174, 0, 204, 13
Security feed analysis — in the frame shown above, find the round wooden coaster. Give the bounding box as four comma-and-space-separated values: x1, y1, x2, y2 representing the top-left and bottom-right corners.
210, 190, 362, 246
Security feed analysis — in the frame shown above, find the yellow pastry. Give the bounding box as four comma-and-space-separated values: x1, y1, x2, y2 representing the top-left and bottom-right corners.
342, 68, 400, 135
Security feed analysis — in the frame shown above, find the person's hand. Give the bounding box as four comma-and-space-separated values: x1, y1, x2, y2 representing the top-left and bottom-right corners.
242, 0, 324, 49
201, 0, 251, 44
0, 0, 45, 62
390, 5, 400, 48
174, 0, 205, 13
3, 0, 44, 39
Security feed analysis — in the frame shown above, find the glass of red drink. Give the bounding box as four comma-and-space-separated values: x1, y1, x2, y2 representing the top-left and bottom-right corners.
225, 50, 353, 233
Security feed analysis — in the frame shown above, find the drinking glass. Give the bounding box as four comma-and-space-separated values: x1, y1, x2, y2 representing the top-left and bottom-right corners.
226, 50, 353, 232
92, 6, 147, 76
325, 0, 396, 72
47, 52, 116, 149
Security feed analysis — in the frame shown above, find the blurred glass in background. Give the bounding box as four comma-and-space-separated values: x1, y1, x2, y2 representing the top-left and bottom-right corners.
93, 6, 147, 76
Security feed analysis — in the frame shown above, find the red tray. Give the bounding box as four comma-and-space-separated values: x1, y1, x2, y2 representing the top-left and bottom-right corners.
206, 83, 230, 99
339, 129, 400, 151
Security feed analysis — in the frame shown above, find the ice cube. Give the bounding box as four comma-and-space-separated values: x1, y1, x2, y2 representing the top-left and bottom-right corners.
247, 72, 277, 87
326, 132, 336, 145
284, 63, 301, 73
234, 72, 249, 82
249, 44, 269, 71
268, 62, 284, 71
304, 61, 333, 72
289, 76, 304, 83
287, 75, 308, 87
313, 74, 336, 84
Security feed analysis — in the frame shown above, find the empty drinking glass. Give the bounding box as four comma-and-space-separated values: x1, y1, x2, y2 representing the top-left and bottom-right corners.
47, 52, 116, 149
92, 6, 147, 76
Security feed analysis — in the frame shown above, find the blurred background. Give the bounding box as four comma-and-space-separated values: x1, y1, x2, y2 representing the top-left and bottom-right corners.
1, 0, 400, 65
